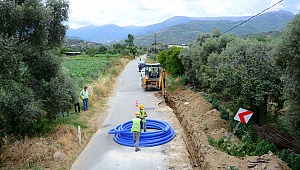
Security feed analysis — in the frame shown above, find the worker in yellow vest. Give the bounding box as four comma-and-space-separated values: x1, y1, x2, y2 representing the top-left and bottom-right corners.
131, 111, 141, 152
80, 85, 89, 111
139, 104, 148, 132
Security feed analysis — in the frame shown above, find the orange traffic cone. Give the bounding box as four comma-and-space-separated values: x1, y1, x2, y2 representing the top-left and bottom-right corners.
135, 100, 139, 107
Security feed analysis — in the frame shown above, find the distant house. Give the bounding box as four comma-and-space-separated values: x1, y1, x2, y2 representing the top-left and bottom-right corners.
168, 44, 189, 49
64, 52, 81, 56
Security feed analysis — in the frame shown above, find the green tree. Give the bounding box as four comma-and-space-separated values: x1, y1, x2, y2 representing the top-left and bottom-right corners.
179, 30, 283, 125
136, 46, 147, 55
99, 45, 108, 54
121, 49, 130, 56
178, 48, 198, 86
125, 34, 137, 56
210, 38, 283, 125
128, 46, 137, 56
212, 28, 222, 38
157, 50, 168, 67
184, 32, 219, 89
147, 43, 168, 61
0, 36, 43, 136
125, 34, 134, 47
112, 43, 125, 54
60, 46, 70, 54
274, 13, 300, 139
157, 46, 184, 76
86, 47, 98, 57
181, 32, 237, 89
0, 0, 68, 49
0, 0, 76, 137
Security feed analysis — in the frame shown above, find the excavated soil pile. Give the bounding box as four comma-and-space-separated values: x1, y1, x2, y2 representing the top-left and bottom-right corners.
164, 87, 291, 170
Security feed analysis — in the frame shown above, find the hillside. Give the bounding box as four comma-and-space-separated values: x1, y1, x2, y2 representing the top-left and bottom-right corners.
67, 16, 194, 44
134, 10, 294, 46
66, 10, 295, 46
67, 25, 128, 44
63, 39, 103, 52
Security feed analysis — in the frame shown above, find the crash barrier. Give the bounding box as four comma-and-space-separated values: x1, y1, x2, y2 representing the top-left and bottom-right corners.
108, 119, 176, 147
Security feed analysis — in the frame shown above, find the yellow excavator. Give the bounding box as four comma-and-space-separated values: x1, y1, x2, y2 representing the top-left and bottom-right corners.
141, 63, 166, 97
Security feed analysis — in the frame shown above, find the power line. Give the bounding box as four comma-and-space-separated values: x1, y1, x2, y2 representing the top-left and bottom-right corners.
226, 0, 253, 16
222, 0, 283, 34
242, 0, 273, 15
225, 0, 248, 13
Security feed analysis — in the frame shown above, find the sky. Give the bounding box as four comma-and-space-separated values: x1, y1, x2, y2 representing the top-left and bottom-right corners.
67, 0, 300, 29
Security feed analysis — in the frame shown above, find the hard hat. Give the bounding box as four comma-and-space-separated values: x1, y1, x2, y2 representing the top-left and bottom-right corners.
139, 104, 144, 109
135, 111, 140, 116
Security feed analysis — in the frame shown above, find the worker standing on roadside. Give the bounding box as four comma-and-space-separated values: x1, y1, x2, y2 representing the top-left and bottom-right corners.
131, 111, 141, 152
61, 106, 70, 117
74, 94, 81, 113
80, 85, 89, 111
139, 104, 148, 132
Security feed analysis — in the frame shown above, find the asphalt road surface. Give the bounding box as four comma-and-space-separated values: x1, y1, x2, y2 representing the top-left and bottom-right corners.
71, 56, 170, 170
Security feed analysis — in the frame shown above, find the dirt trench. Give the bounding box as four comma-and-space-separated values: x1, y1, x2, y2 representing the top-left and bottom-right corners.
164, 87, 291, 170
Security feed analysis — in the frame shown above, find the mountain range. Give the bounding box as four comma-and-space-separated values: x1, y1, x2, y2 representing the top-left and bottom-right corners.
66, 10, 295, 46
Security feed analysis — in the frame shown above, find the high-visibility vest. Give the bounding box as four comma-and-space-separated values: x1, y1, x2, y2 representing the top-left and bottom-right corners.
80, 89, 88, 99
140, 110, 146, 122
131, 118, 141, 132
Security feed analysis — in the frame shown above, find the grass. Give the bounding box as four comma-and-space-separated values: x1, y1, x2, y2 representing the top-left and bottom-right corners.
63, 55, 119, 84
202, 123, 208, 132
165, 76, 186, 92
191, 112, 196, 117
55, 114, 89, 129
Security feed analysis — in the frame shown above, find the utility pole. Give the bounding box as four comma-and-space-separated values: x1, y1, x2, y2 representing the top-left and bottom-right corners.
154, 34, 157, 54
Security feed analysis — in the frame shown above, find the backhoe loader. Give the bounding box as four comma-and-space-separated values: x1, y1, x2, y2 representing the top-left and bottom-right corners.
141, 63, 166, 97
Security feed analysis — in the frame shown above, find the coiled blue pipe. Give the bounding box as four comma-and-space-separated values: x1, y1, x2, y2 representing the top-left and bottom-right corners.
108, 119, 176, 147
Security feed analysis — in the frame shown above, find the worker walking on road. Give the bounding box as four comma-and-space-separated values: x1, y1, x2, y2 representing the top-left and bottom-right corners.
139, 104, 148, 132
131, 111, 141, 152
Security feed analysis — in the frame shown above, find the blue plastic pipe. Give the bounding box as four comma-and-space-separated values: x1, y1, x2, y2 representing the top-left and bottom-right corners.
108, 119, 176, 147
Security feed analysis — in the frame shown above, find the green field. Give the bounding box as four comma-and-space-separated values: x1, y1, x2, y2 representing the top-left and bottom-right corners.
63, 55, 120, 83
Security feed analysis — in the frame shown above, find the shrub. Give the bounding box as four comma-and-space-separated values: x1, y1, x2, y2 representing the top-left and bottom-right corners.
211, 99, 221, 110
251, 140, 278, 156
208, 136, 247, 157
276, 149, 300, 170
220, 107, 229, 120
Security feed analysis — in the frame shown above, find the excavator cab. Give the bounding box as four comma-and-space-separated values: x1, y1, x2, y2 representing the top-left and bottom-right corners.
145, 64, 160, 79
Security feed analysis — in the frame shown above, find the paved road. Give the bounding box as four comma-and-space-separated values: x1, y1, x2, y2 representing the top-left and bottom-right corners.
71, 56, 169, 170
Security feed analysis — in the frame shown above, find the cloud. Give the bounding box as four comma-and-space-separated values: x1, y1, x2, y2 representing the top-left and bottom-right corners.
270, 0, 300, 14
67, 0, 300, 29
191, 0, 232, 16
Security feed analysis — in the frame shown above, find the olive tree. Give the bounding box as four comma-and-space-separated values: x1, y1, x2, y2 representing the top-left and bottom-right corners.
274, 13, 300, 139
181, 32, 236, 89
209, 38, 283, 125
86, 47, 98, 57
0, 36, 43, 136
0, 0, 76, 137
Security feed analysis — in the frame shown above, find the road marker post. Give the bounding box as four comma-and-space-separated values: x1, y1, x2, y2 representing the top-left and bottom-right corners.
78, 126, 81, 144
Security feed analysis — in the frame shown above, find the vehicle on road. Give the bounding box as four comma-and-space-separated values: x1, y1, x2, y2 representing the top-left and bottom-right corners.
140, 67, 145, 77
138, 61, 145, 72
141, 63, 166, 97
